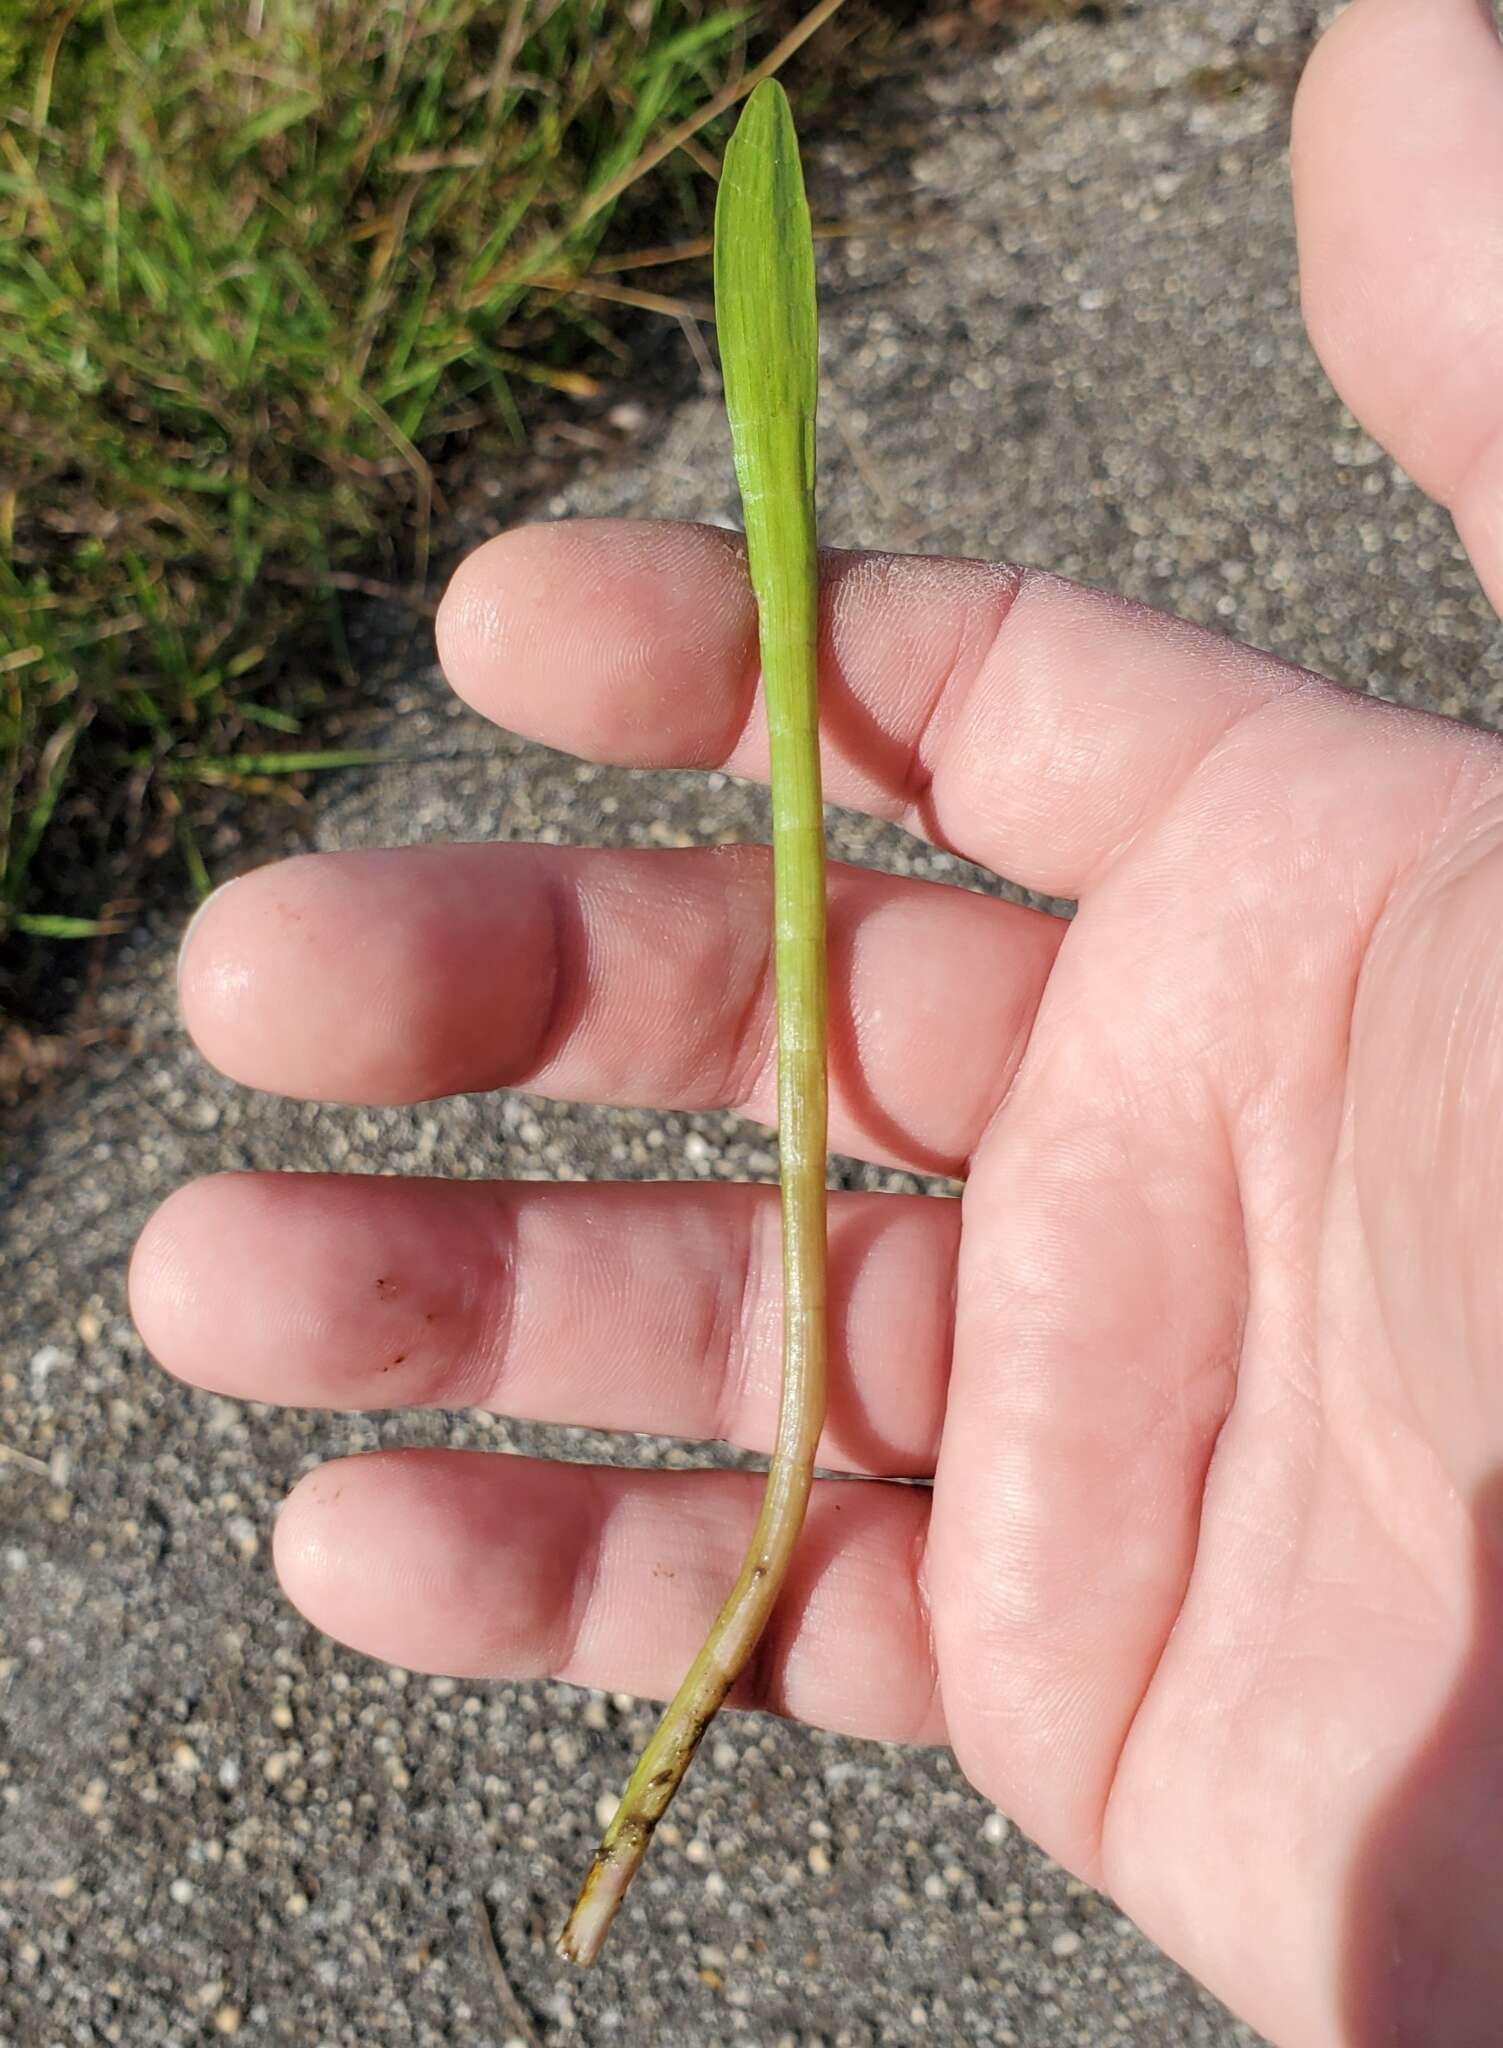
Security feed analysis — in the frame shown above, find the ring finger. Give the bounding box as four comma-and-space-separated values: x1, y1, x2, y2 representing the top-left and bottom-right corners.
179, 840, 1062, 1179
131, 1173, 959, 1476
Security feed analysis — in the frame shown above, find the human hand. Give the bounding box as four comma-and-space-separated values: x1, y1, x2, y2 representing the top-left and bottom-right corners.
130, 2, 1503, 2041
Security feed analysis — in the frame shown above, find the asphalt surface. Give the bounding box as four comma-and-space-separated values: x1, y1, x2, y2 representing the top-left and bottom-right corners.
5, 2, 1502, 2043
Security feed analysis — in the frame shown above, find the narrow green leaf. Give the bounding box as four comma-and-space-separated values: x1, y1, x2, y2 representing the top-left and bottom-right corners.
11, 912, 120, 938
238, 702, 300, 734
168, 747, 396, 781
177, 811, 212, 900
713, 79, 818, 431
224, 95, 321, 162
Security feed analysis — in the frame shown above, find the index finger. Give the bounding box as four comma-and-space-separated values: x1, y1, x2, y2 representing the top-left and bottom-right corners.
436, 519, 1313, 899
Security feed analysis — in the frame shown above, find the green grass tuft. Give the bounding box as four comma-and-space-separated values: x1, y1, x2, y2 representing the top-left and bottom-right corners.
0, 0, 776, 990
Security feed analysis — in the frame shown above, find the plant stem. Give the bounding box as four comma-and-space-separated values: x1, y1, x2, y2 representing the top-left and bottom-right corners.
557, 77, 825, 1969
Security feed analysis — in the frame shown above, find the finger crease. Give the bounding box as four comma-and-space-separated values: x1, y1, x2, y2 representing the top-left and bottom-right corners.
718, 601, 770, 770
527, 865, 589, 1082
471, 1191, 523, 1412
908, 1498, 944, 1747
723, 906, 778, 1115
552, 1466, 611, 1687
902, 561, 1027, 820
966, 927, 1056, 1168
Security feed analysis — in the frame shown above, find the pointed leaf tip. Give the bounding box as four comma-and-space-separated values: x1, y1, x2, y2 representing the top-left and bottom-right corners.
714, 77, 817, 428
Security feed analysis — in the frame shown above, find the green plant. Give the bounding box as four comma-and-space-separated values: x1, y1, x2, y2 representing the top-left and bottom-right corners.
559, 77, 826, 1965
0, 0, 788, 970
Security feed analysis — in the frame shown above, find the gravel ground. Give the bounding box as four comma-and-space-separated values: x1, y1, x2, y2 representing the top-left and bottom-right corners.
5, 2, 1501, 2044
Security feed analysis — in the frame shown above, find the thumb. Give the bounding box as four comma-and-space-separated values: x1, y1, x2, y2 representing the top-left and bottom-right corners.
1292, 0, 1503, 612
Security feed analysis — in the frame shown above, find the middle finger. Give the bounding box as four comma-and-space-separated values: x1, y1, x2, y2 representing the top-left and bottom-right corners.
180, 841, 1062, 1177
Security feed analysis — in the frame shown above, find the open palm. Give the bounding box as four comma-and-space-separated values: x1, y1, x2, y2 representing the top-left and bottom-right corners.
131, 5, 1503, 2043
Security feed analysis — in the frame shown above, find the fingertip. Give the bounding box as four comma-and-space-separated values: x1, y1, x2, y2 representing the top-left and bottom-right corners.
128, 1179, 200, 1374
134, 1173, 292, 1387
272, 1458, 347, 1621
435, 519, 753, 767
272, 1453, 416, 1652
175, 845, 557, 1104
272, 1452, 578, 1679
135, 1175, 304, 1406
131, 1172, 353, 1406
176, 854, 320, 1087
433, 525, 525, 705
176, 872, 239, 994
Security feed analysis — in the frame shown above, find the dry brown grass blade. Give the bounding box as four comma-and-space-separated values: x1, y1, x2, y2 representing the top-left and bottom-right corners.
471, 1899, 541, 2048
486, 0, 533, 121
676, 131, 722, 182
0, 1441, 52, 1479
262, 567, 439, 617
572, 0, 852, 232
30, 1, 83, 137
591, 213, 936, 274
595, 230, 714, 272
825, 386, 902, 523
531, 275, 715, 320
388, 148, 488, 172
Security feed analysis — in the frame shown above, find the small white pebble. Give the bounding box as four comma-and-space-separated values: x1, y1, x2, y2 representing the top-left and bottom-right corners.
30, 1345, 65, 1388
1052, 1930, 1083, 1959
982, 1811, 1011, 1846
170, 1878, 194, 1906
807, 1843, 832, 1877
595, 1793, 619, 1831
